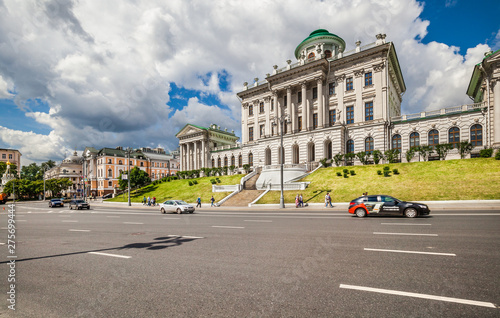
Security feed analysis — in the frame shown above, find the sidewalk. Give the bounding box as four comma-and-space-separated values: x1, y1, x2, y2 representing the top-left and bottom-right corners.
91, 200, 500, 212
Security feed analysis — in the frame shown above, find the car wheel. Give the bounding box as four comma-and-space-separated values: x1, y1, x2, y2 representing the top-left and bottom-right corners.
69, 205, 72, 210
161, 208, 165, 214
355, 208, 367, 218
404, 208, 418, 218
176, 208, 182, 214
87, 207, 90, 210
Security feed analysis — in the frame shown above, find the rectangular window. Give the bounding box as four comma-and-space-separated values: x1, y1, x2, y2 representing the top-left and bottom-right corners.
329, 109, 336, 126
249, 105, 253, 116
346, 77, 353, 91
2, 154, 5, 159
346, 106, 354, 124
329, 82, 335, 95
313, 113, 318, 129
284, 96, 287, 106
365, 102, 373, 121
259, 102, 264, 113
260, 124, 265, 137
9, 154, 13, 160
312, 87, 318, 99
364, 72, 373, 86
249, 127, 254, 141
271, 125, 275, 136
271, 99, 274, 111
298, 116, 302, 131
298, 91, 302, 103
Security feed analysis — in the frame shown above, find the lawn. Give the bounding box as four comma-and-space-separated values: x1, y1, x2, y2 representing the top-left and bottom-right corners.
108, 174, 244, 204
257, 158, 500, 204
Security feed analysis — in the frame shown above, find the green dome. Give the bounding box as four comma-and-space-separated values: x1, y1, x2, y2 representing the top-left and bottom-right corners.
294, 29, 346, 59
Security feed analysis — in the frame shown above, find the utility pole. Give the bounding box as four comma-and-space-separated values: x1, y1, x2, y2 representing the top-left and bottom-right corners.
272, 114, 289, 209
127, 148, 131, 207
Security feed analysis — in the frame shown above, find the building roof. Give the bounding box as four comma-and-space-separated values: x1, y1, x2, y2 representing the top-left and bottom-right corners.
175, 123, 237, 138
294, 29, 346, 59
466, 49, 500, 102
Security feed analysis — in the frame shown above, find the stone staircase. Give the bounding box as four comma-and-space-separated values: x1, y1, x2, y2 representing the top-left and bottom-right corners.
220, 172, 264, 207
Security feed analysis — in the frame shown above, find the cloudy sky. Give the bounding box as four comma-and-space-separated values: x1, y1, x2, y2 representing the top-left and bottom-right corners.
0, 0, 499, 165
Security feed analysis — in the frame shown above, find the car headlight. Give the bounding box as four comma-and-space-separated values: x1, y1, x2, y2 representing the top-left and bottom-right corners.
417, 204, 427, 209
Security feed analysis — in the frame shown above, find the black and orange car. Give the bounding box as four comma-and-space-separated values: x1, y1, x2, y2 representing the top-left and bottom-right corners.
349, 195, 430, 218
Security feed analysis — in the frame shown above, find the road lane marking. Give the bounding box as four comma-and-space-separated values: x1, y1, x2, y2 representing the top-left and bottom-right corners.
59, 215, 71, 217
106, 216, 120, 218
364, 248, 456, 256
47, 211, 53, 213
339, 284, 497, 308
69, 229, 91, 232
123, 222, 144, 225
88, 252, 131, 259
62, 220, 78, 223
373, 232, 438, 236
212, 226, 245, 229
244, 220, 273, 222
0, 243, 5, 245
163, 217, 181, 220
381, 223, 431, 226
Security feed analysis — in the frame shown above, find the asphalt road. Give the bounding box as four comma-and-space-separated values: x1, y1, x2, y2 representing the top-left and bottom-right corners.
0, 201, 499, 317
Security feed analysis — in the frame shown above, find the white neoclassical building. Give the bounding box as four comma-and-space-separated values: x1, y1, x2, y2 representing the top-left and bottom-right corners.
177, 29, 499, 179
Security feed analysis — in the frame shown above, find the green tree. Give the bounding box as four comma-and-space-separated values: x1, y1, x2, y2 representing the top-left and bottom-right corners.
435, 143, 453, 160
384, 149, 400, 163
0, 162, 17, 176
356, 151, 370, 165
405, 147, 417, 163
118, 167, 151, 190
457, 140, 473, 159
45, 178, 73, 197
344, 153, 356, 165
21, 163, 41, 181
416, 145, 433, 161
372, 150, 383, 164
333, 153, 344, 167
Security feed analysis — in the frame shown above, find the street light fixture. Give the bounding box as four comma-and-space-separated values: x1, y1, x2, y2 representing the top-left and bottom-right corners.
272, 114, 289, 209
126, 147, 132, 207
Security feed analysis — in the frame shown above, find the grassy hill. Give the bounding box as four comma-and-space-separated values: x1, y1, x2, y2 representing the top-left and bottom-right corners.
257, 158, 500, 204
108, 158, 500, 205
108, 174, 243, 204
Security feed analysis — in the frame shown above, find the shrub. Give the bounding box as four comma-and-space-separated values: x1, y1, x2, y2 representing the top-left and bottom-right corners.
356, 151, 370, 165
343, 168, 349, 173
479, 148, 493, 158
188, 181, 193, 186
193, 180, 198, 185
377, 170, 382, 175
383, 166, 390, 171
372, 150, 383, 164
350, 170, 356, 176
405, 147, 416, 163
320, 158, 329, 167
384, 149, 400, 163
383, 170, 391, 177
336, 172, 342, 177
217, 179, 221, 183
210, 179, 216, 184
334, 153, 344, 167
343, 173, 349, 178
496, 150, 500, 160
393, 168, 399, 175
457, 141, 473, 159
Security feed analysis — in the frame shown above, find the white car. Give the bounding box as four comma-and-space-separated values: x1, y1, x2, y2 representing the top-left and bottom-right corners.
159, 200, 195, 214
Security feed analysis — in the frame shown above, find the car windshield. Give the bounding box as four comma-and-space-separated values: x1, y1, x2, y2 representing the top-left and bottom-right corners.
75, 200, 85, 203
51, 199, 61, 202
174, 200, 188, 205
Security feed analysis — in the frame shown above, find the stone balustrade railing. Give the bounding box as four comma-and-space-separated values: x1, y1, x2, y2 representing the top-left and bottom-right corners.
391, 102, 484, 122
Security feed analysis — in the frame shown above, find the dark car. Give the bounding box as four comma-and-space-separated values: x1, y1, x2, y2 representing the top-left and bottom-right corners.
349, 195, 430, 218
49, 198, 64, 208
69, 199, 90, 210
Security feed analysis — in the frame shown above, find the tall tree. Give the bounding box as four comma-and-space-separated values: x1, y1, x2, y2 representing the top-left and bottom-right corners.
118, 167, 151, 190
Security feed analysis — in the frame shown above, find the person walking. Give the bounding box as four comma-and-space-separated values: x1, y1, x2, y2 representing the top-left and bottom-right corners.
147, 196, 151, 206
152, 197, 156, 206
196, 196, 201, 208
299, 194, 304, 207
143, 196, 146, 205
325, 192, 333, 208
210, 195, 215, 207
295, 194, 300, 208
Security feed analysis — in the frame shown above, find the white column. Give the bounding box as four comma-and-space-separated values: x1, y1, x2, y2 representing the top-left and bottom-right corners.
291, 93, 297, 133
265, 97, 271, 137
273, 92, 279, 134
286, 87, 292, 133
317, 77, 324, 128
241, 104, 247, 143
494, 80, 500, 146
201, 139, 206, 168
302, 83, 309, 131
180, 143, 184, 171
193, 141, 198, 170
187, 143, 192, 170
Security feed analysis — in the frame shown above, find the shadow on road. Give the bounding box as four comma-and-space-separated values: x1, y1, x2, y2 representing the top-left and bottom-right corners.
0, 236, 201, 264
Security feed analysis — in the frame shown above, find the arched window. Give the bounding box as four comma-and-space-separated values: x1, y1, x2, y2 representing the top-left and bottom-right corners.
292, 145, 299, 164
324, 140, 332, 159
428, 129, 439, 148
224, 156, 228, 167
365, 137, 374, 154
231, 155, 235, 166
217, 158, 221, 167
211, 158, 215, 167
248, 153, 253, 166
392, 134, 401, 151
410, 132, 420, 148
308, 143, 315, 162
324, 50, 332, 58
448, 127, 460, 148
470, 124, 483, 146
238, 155, 242, 167
118, 160, 123, 165
346, 140, 354, 154
307, 52, 315, 59
108, 169, 112, 178
265, 148, 271, 165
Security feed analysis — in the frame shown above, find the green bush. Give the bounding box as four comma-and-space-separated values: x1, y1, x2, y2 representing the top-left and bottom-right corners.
480, 148, 493, 158
193, 180, 198, 185
188, 181, 193, 186
350, 170, 356, 176
383, 170, 391, 177
343, 173, 349, 178
383, 166, 390, 171
343, 168, 348, 173
210, 179, 216, 184
377, 170, 382, 175
393, 168, 399, 175
496, 150, 500, 160
336, 172, 342, 177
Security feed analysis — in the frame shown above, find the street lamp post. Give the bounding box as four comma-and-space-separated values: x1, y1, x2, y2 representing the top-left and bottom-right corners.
272, 115, 289, 209
127, 148, 131, 207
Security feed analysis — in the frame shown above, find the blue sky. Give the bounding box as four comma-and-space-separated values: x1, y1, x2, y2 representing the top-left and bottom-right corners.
0, 0, 498, 165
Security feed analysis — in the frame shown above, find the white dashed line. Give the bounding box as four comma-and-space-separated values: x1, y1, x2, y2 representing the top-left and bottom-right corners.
59, 215, 71, 217
163, 217, 180, 220
212, 226, 245, 229
364, 248, 456, 256
0, 243, 5, 245
106, 216, 120, 218
88, 252, 131, 259
123, 222, 144, 225
381, 223, 431, 226
339, 284, 497, 308
62, 220, 78, 223
244, 220, 273, 222
69, 229, 91, 232
373, 232, 438, 236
